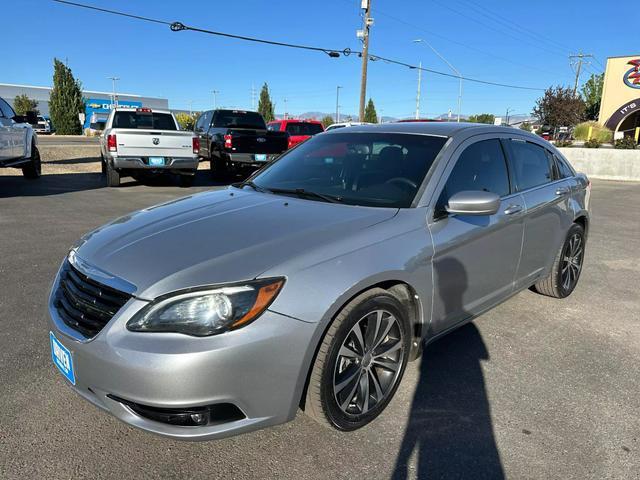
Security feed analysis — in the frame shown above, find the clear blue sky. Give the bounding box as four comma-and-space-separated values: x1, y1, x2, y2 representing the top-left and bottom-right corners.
2, 0, 628, 119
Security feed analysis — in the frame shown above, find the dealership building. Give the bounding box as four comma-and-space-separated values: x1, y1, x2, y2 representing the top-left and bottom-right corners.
599, 54, 640, 139
0, 83, 168, 129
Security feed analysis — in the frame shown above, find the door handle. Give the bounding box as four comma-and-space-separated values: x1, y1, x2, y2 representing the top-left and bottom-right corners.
555, 187, 570, 195
504, 204, 523, 215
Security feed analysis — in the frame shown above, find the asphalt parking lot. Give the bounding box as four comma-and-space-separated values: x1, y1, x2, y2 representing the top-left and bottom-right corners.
0, 165, 638, 479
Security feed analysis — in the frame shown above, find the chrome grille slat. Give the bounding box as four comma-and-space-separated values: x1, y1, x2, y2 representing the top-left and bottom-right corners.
54, 259, 131, 338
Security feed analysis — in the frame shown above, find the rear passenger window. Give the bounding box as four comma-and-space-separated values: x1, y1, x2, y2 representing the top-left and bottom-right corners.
508, 140, 553, 190
267, 123, 281, 131
437, 139, 510, 213
554, 154, 574, 178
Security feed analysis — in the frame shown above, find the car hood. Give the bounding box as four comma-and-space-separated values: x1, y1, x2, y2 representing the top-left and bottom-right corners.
74, 188, 397, 299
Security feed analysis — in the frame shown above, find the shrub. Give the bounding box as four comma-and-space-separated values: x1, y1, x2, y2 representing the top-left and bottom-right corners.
175, 113, 196, 131
574, 121, 612, 143
614, 137, 637, 149
584, 138, 601, 148
555, 140, 573, 148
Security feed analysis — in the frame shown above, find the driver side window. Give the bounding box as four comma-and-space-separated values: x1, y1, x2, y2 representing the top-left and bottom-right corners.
436, 139, 510, 216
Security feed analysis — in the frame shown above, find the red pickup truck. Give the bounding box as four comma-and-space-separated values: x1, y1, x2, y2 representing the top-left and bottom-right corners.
267, 119, 324, 149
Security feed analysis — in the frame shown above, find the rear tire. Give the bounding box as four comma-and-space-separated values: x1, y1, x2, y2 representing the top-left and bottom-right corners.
22, 141, 41, 179
210, 153, 228, 181
105, 160, 120, 187
178, 174, 195, 188
532, 223, 585, 298
304, 288, 411, 431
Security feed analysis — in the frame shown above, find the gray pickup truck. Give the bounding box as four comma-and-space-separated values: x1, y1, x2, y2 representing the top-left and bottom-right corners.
195, 109, 289, 179
0, 96, 41, 179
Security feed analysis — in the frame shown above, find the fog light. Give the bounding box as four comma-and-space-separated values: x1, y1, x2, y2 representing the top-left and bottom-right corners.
190, 413, 208, 425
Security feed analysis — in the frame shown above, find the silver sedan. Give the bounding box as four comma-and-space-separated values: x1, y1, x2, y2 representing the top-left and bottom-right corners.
48, 122, 590, 440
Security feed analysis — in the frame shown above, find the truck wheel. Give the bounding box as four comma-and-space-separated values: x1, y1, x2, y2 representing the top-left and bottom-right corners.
100, 155, 106, 175
22, 141, 42, 179
106, 160, 120, 187
210, 153, 228, 180
179, 174, 194, 188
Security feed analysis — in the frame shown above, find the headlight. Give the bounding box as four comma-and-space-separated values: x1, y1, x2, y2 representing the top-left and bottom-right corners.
127, 278, 284, 336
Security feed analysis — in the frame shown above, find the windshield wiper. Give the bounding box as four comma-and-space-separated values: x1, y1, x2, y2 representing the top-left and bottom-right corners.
232, 180, 271, 193
268, 188, 344, 204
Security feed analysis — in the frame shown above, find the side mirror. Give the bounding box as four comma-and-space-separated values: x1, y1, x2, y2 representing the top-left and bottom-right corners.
446, 190, 500, 216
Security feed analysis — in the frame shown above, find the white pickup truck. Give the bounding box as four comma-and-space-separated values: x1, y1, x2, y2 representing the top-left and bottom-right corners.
0, 96, 41, 179
99, 107, 199, 187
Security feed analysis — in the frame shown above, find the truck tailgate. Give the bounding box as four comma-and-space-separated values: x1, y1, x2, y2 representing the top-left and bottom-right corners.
226, 129, 289, 154
113, 130, 194, 157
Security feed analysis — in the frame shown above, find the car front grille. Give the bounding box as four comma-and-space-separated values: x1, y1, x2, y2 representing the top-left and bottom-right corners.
54, 260, 132, 338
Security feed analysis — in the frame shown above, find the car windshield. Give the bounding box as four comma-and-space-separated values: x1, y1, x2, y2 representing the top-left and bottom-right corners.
250, 132, 447, 208
113, 111, 177, 130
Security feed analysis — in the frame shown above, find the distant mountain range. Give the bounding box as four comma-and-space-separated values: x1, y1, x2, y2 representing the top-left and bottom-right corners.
280, 111, 535, 125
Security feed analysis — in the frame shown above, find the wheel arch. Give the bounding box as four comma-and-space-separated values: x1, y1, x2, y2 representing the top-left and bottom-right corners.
574, 214, 589, 237
296, 278, 423, 413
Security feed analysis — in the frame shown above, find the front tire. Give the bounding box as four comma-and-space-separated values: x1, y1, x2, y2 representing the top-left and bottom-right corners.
209, 152, 228, 181
532, 223, 585, 298
22, 141, 42, 179
304, 288, 411, 431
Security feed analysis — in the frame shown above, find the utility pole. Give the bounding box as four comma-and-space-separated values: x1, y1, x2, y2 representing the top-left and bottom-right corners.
570, 53, 594, 96
211, 90, 220, 109
107, 76, 120, 108
335, 86, 342, 123
283, 98, 288, 120
188, 100, 193, 116
358, 0, 373, 122
505, 107, 514, 126
415, 61, 422, 119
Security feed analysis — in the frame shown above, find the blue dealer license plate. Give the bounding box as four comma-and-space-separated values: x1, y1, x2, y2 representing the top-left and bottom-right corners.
50, 332, 76, 385
149, 157, 165, 166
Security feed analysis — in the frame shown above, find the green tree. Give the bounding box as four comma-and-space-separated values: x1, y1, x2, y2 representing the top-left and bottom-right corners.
13, 94, 39, 115
581, 73, 604, 121
519, 121, 533, 132
321, 115, 334, 128
49, 58, 85, 135
468, 113, 495, 124
533, 85, 585, 130
175, 112, 196, 131
363, 98, 378, 123
258, 83, 275, 122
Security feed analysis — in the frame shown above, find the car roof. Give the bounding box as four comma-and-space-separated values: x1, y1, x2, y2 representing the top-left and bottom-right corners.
324, 121, 526, 137
269, 119, 322, 124
113, 108, 171, 114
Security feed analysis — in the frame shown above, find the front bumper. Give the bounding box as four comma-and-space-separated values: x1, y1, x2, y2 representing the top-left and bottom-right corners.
48, 271, 316, 441
110, 155, 199, 171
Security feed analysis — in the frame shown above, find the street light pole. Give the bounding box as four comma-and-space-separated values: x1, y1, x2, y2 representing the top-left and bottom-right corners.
413, 39, 462, 122
211, 90, 220, 110
415, 61, 422, 119
107, 76, 120, 108
335, 86, 342, 123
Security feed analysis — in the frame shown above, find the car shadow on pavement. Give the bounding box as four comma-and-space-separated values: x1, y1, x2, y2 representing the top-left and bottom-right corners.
0, 172, 106, 198
392, 258, 504, 479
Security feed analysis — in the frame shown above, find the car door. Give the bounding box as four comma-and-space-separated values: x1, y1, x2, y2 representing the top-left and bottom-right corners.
428, 136, 525, 334
195, 111, 212, 158
503, 138, 573, 288
0, 97, 19, 159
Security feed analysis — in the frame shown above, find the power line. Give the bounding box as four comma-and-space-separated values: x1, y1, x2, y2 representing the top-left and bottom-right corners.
52, 0, 545, 91
458, 0, 574, 55
366, 5, 561, 78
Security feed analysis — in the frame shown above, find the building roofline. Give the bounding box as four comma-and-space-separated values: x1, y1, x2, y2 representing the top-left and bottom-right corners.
0, 82, 166, 100
606, 54, 640, 60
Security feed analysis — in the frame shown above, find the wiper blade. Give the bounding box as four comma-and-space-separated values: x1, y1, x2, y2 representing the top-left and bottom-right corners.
269, 188, 344, 204
232, 180, 271, 193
